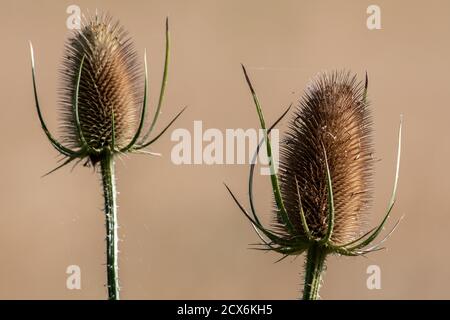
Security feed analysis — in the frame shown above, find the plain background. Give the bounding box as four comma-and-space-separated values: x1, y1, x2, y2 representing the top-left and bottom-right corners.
0, 0, 447, 299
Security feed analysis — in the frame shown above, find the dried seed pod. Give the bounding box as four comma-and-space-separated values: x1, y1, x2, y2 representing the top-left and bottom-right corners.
59, 14, 142, 155
278, 71, 373, 245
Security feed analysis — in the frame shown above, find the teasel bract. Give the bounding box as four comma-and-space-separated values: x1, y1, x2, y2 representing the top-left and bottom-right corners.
226, 66, 402, 300
30, 13, 185, 300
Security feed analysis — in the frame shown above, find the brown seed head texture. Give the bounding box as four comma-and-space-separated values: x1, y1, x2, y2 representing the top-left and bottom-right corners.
59, 14, 142, 151
278, 71, 374, 245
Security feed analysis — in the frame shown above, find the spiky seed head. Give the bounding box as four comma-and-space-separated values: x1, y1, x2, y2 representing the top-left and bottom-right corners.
278, 71, 374, 245
59, 13, 142, 159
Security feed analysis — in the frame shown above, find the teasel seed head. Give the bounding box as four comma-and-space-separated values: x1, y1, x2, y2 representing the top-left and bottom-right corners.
227, 65, 402, 258
30, 13, 186, 173
278, 71, 373, 245
59, 14, 141, 156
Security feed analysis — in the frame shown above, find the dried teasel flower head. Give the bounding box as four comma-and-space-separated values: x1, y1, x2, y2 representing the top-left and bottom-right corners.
30, 13, 185, 173
278, 71, 374, 245
60, 14, 142, 155
227, 66, 402, 260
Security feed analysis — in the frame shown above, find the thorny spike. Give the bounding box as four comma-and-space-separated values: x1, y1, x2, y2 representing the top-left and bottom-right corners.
29, 42, 80, 157
295, 176, 313, 241
249, 104, 292, 225
111, 107, 116, 152
344, 115, 402, 251
73, 55, 91, 153
42, 156, 79, 177
141, 17, 170, 143
321, 145, 335, 244
241, 64, 295, 234
224, 183, 302, 247
121, 50, 148, 152
360, 215, 404, 253
363, 71, 369, 103
136, 106, 187, 150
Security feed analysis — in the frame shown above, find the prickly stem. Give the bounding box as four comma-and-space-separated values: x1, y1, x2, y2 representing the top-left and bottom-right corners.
100, 152, 120, 300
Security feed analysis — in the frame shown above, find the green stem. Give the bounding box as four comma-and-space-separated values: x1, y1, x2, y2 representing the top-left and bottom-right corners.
302, 243, 327, 300
100, 153, 120, 300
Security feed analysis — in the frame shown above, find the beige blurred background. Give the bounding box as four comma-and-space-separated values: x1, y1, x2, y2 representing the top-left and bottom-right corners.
0, 0, 448, 299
